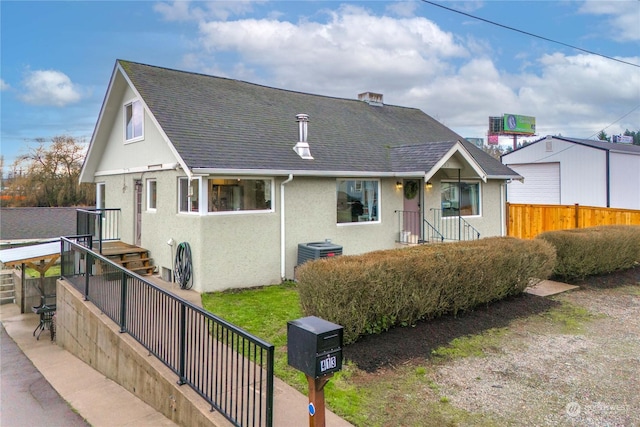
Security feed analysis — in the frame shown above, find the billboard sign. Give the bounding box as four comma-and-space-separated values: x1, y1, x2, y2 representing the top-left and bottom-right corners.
612, 135, 633, 144
503, 114, 536, 135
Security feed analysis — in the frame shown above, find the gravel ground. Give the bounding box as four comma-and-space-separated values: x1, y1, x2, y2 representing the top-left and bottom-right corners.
344, 267, 640, 426
434, 279, 640, 426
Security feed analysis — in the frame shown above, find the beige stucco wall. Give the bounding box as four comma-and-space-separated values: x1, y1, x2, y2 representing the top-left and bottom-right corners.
424, 173, 505, 239
55, 279, 231, 427
139, 174, 403, 292
97, 85, 177, 173
99, 171, 506, 293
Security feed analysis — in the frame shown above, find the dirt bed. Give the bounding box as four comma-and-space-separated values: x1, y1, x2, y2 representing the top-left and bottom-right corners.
343, 267, 640, 426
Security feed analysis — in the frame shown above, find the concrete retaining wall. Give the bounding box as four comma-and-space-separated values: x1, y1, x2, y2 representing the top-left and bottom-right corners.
55, 279, 231, 427
14, 270, 57, 313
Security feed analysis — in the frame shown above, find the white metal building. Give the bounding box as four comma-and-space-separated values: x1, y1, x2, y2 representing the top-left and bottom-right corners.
501, 135, 640, 209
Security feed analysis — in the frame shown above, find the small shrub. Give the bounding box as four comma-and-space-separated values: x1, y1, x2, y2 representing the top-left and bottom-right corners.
297, 237, 556, 344
537, 225, 640, 281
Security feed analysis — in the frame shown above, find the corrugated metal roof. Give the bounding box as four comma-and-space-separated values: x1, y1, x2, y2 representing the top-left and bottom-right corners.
0, 241, 60, 265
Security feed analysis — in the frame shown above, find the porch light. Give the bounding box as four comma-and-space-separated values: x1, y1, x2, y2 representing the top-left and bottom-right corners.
425, 181, 433, 189
396, 181, 403, 190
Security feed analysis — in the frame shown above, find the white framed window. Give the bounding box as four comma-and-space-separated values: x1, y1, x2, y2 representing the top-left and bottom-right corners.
441, 181, 481, 217
178, 177, 200, 213
96, 182, 105, 209
124, 99, 143, 142
146, 179, 157, 211
208, 178, 273, 213
336, 179, 379, 224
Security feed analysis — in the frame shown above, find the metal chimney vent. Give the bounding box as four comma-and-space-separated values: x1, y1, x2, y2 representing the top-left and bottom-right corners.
293, 113, 313, 160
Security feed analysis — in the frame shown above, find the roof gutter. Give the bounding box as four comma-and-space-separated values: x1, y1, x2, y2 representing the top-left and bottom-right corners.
280, 174, 294, 280
191, 168, 419, 178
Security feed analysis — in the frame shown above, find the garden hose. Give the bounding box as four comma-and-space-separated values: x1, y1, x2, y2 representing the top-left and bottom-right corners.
174, 242, 193, 290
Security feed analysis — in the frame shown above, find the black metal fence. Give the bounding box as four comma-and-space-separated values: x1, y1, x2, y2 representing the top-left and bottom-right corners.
76, 208, 121, 253
60, 237, 275, 427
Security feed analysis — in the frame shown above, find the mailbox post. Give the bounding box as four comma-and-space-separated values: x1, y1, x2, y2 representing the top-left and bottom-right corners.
287, 316, 343, 427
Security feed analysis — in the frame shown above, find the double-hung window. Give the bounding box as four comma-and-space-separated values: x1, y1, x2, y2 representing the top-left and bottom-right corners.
336, 179, 379, 223
441, 181, 480, 217
124, 99, 143, 142
178, 178, 200, 213
147, 179, 157, 211
208, 178, 272, 212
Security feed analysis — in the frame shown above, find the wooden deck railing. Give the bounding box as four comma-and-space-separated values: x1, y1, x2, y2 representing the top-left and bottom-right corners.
507, 203, 640, 239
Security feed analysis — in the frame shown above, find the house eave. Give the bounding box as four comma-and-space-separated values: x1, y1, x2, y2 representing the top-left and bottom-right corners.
191, 168, 427, 178
94, 162, 181, 177
487, 174, 523, 180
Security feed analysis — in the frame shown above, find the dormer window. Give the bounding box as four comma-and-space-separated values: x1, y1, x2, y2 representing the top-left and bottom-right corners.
125, 99, 143, 142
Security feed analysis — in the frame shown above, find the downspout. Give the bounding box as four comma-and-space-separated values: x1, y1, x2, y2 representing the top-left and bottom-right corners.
606, 150, 610, 207
501, 183, 506, 236
457, 169, 461, 240
280, 174, 294, 279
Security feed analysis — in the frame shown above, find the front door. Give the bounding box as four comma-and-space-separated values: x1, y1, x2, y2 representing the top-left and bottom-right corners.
134, 180, 142, 246
402, 179, 422, 242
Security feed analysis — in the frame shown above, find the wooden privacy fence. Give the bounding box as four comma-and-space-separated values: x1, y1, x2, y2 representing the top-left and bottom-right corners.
507, 203, 640, 239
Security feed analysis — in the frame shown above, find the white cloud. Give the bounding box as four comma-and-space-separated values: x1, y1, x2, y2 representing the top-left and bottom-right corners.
196, 5, 467, 95
164, 2, 639, 140
0, 79, 9, 91
154, 0, 263, 22
385, 0, 420, 18
19, 70, 83, 107
578, 0, 640, 42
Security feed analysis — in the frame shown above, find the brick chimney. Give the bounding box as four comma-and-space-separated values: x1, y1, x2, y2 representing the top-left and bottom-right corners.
358, 92, 383, 106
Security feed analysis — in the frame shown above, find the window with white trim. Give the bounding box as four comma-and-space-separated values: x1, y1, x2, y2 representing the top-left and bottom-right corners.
178, 177, 200, 213
208, 178, 272, 212
336, 179, 379, 223
96, 182, 105, 209
124, 100, 143, 141
147, 179, 157, 211
441, 181, 480, 217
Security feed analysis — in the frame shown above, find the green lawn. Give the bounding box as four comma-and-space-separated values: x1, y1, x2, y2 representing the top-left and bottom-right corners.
201, 282, 371, 425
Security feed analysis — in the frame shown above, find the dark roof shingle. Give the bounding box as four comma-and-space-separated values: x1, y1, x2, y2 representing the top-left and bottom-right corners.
120, 60, 518, 177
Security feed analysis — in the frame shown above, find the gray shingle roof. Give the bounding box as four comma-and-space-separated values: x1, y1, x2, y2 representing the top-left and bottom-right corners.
0, 207, 83, 241
120, 60, 519, 177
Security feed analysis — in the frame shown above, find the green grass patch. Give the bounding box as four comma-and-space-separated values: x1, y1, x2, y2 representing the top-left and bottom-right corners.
202, 281, 301, 347
25, 265, 61, 278
542, 301, 599, 334
431, 327, 509, 361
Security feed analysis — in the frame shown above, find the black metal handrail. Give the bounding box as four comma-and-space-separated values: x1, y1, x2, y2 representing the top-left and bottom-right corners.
423, 219, 445, 242
430, 208, 481, 241
76, 208, 121, 253
60, 237, 275, 427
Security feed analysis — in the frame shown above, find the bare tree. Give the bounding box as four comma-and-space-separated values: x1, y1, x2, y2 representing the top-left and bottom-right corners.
2, 136, 95, 207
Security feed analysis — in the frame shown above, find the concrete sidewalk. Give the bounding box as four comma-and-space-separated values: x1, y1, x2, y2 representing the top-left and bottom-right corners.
0, 303, 178, 427
0, 276, 354, 427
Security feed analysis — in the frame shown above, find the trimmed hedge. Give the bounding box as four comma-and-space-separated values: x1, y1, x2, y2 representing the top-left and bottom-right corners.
536, 225, 640, 281
297, 237, 556, 344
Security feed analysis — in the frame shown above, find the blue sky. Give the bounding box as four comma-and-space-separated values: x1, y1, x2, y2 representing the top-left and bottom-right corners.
1, 1, 639, 169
